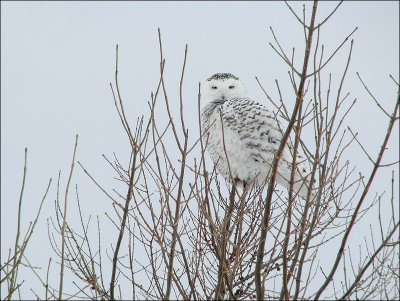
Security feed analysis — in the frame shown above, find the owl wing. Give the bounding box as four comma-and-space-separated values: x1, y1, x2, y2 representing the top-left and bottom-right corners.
221, 97, 284, 164
221, 97, 313, 198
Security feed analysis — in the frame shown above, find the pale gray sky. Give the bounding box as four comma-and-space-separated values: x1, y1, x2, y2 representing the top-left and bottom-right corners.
1, 1, 399, 299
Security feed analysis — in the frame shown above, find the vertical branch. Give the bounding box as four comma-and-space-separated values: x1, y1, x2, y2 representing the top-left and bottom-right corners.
292, 37, 354, 301
313, 93, 400, 300
109, 42, 151, 300
109, 118, 146, 300
179, 44, 188, 135
254, 1, 318, 299
8, 148, 27, 300
164, 133, 189, 300
197, 82, 222, 276
159, 31, 190, 301
113, 44, 135, 147
59, 134, 78, 300
6, 151, 52, 300
158, 28, 183, 153
45, 258, 52, 301
214, 183, 237, 300
281, 96, 305, 300
291, 28, 325, 299
110, 143, 138, 300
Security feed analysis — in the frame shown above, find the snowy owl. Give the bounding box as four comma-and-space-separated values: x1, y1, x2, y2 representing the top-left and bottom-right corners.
200, 73, 313, 199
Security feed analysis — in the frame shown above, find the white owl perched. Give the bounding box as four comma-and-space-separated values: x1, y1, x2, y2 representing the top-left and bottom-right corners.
200, 73, 313, 199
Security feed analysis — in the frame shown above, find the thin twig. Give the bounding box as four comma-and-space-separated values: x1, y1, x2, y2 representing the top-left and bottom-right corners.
313, 90, 400, 300
9, 148, 27, 299
357, 72, 391, 118
59, 134, 79, 300
255, 1, 318, 299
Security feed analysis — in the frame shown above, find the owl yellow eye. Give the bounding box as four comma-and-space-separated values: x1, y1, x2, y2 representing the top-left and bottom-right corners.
229, 85, 235, 89
211, 86, 218, 89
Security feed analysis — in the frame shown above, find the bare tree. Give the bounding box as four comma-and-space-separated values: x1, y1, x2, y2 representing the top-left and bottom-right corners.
2, 1, 398, 300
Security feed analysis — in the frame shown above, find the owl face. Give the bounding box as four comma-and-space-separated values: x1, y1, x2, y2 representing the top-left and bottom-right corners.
201, 73, 247, 107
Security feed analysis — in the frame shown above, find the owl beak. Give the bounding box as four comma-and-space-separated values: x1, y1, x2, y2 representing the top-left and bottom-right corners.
221, 95, 226, 100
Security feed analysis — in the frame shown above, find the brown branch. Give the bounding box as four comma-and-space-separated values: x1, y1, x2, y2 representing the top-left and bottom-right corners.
313, 90, 400, 300
164, 131, 189, 299
59, 134, 78, 300
284, 1, 309, 29
314, 1, 343, 30
110, 148, 139, 300
109, 51, 149, 299
306, 27, 358, 77
179, 44, 188, 136
255, 1, 318, 299
8, 148, 27, 298
214, 183, 238, 300
357, 72, 392, 118
339, 222, 399, 300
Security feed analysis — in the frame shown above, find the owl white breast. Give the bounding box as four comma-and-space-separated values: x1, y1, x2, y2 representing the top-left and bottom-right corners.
200, 73, 312, 199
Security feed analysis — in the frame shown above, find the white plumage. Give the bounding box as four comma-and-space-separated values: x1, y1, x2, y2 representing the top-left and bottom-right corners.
200, 73, 313, 199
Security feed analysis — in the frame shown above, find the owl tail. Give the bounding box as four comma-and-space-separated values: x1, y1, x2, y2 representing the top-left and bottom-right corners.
293, 179, 314, 200
276, 167, 315, 200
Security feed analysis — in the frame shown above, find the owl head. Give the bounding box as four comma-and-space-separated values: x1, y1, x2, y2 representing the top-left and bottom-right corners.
201, 73, 247, 107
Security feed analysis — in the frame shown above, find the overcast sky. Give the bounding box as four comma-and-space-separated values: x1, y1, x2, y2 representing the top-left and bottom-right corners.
1, 1, 399, 299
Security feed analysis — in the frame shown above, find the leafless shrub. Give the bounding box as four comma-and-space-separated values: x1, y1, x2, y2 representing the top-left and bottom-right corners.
2, 1, 398, 300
